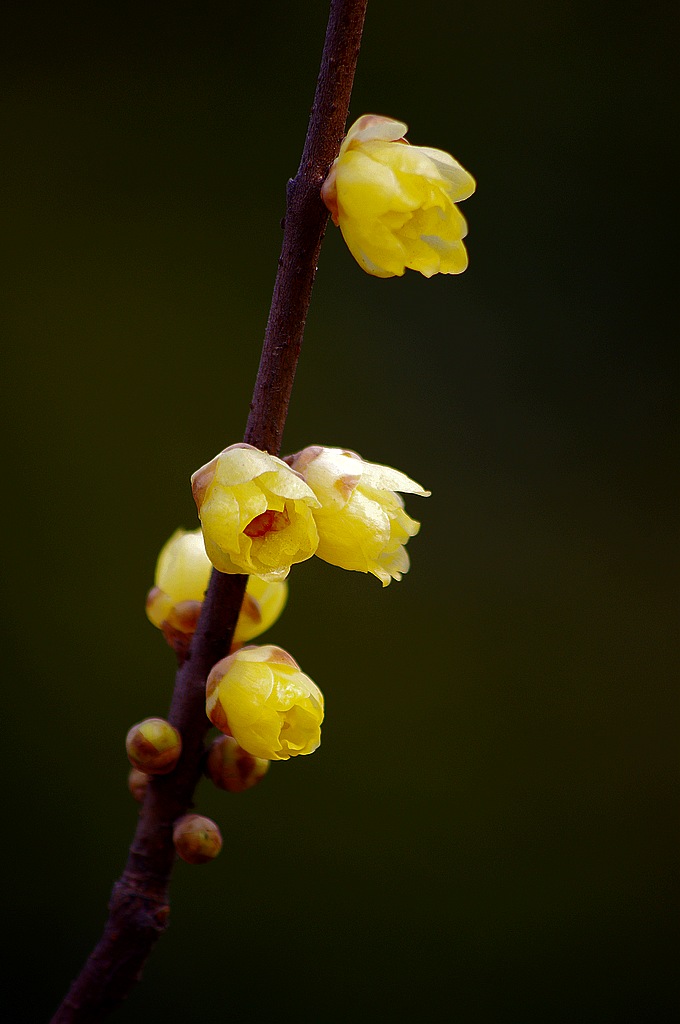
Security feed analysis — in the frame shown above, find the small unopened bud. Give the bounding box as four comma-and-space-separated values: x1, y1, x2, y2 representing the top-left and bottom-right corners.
205, 735, 270, 793
127, 767, 150, 803
126, 717, 182, 775
173, 814, 222, 864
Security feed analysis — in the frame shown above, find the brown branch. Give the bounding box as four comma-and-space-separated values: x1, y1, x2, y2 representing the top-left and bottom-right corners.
244, 0, 368, 453
51, 1, 368, 1021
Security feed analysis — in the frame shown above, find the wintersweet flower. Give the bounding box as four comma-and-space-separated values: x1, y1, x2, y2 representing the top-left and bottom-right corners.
322, 114, 475, 278
206, 645, 324, 761
145, 527, 288, 647
285, 446, 430, 586
191, 444, 320, 583
145, 528, 211, 637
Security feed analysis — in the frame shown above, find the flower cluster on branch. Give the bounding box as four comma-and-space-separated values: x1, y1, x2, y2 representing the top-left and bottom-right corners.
192, 443, 429, 588
134, 111, 470, 859
143, 441, 428, 767
54, 1, 477, 1009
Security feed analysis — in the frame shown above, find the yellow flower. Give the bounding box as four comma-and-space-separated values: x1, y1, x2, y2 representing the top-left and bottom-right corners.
191, 444, 320, 583
286, 446, 430, 586
145, 528, 211, 632
206, 645, 324, 761
146, 527, 288, 646
322, 114, 475, 278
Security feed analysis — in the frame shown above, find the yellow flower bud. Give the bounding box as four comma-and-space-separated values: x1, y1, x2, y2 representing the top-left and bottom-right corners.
191, 444, 320, 583
145, 528, 210, 631
205, 735, 270, 793
322, 114, 475, 278
286, 446, 430, 586
173, 814, 222, 864
206, 645, 324, 761
145, 528, 209, 657
146, 527, 289, 650
125, 717, 182, 776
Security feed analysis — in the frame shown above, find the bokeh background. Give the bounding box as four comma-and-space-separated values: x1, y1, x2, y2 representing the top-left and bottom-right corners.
2, 1, 677, 1021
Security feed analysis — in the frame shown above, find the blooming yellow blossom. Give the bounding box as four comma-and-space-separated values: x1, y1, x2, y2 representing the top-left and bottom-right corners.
322, 114, 475, 278
145, 526, 288, 646
206, 645, 324, 761
191, 444, 320, 583
286, 446, 430, 586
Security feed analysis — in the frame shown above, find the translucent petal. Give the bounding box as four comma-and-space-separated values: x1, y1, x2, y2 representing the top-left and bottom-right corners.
213, 446, 281, 487
259, 468, 320, 503
337, 150, 419, 217
298, 448, 362, 506
339, 212, 408, 278
358, 460, 430, 496
344, 114, 408, 147
155, 528, 212, 603
414, 147, 477, 200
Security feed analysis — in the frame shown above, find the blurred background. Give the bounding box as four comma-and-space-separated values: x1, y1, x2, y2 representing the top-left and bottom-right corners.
1, 1, 677, 1020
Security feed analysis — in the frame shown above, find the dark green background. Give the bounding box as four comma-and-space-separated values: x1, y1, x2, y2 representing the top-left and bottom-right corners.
2, 2, 677, 1021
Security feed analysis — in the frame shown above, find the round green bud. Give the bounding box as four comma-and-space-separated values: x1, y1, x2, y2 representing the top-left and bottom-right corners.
126, 717, 182, 775
173, 814, 222, 864
205, 735, 270, 793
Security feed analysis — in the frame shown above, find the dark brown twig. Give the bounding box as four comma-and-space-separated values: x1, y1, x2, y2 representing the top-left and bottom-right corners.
51, 1, 368, 1020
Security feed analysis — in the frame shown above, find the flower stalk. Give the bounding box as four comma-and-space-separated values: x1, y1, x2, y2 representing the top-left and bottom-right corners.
51, 1, 369, 1020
